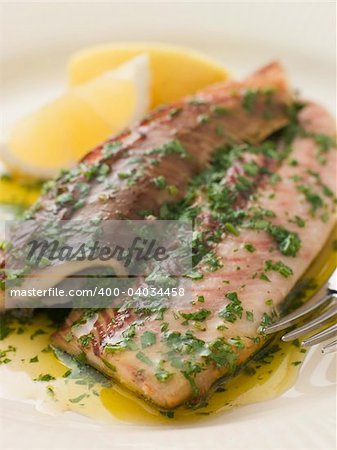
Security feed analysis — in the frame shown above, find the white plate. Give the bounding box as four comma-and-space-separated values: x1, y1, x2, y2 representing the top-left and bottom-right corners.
0, 2, 336, 449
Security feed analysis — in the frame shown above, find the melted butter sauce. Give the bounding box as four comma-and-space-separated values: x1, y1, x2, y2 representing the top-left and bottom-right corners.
0, 176, 40, 206
0, 175, 336, 425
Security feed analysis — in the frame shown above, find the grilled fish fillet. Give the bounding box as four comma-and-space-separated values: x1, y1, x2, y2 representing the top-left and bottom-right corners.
52, 101, 336, 409
0, 62, 291, 309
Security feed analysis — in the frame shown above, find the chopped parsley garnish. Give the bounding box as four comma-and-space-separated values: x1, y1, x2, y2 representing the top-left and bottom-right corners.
243, 161, 260, 177
55, 192, 73, 205
160, 410, 175, 418
152, 175, 166, 189
30, 329, 46, 340
79, 333, 93, 347
117, 171, 131, 180
259, 312, 274, 331
29, 355, 39, 363
161, 322, 169, 332
69, 393, 87, 404
289, 215, 306, 228
35, 373, 56, 382
0, 316, 13, 340
212, 105, 229, 115
167, 185, 178, 196
122, 324, 136, 339
219, 292, 243, 323
292, 339, 301, 348
224, 222, 240, 236
179, 309, 211, 321
307, 132, 336, 162
312, 133, 335, 152
137, 209, 153, 218
102, 141, 122, 158
140, 331, 156, 348
136, 351, 153, 366
203, 251, 223, 272
244, 243, 256, 253
215, 125, 225, 136
169, 107, 182, 118
197, 114, 209, 124
147, 140, 190, 159
246, 311, 254, 321
322, 184, 333, 198
73, 199, 86, 209
268, 225, 301, 257
297, 184, 324, 212
264, 260, 293, 278
0, 345, 16, 365
244, 220, 301, 257
260, 272, 271, 282
235, 175, 253, 192
242, 88, 258, 112
269, 173, 281, 185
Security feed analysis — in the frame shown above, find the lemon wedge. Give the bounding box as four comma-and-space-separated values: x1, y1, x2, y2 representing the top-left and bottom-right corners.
1, 55, 150, 179
68, 43, 229, 107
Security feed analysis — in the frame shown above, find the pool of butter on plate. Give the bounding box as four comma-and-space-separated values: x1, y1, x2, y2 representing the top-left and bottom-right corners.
0, 176, 336, 424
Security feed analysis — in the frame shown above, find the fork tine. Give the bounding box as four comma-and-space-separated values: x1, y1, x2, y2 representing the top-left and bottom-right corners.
264, 289, 333, 334
322, 339, 337, 354
301, 323, 337, 347
281, 303, 337, 342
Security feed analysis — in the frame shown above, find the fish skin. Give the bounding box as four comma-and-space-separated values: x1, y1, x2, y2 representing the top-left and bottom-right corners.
0, 62, 291, 310
52, 101, 336, 409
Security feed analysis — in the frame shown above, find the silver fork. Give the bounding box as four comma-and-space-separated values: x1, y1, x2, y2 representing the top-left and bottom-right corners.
264, 268, 337, 354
